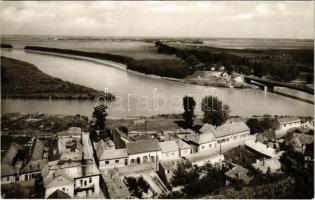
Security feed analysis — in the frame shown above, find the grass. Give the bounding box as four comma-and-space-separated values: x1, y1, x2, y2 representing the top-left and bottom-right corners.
1, 56, 114, 99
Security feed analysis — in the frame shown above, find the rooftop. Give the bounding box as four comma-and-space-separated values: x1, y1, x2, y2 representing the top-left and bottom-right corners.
159, 141, 178, 153
252, 158, 281, 173
101, 170, 131, 199
1, 143, 22, 165
190, 132, 216, 145
47, 189, 71, 199
199, 123, 216, 134
213, 122, 250, 138
126, 139, 161, 155
97, 148, 128, 160
44, 171, 74, 188
20, 159, 47, 174
245, 140, 283, 159
225, 165, 252, 184
176, 140, 191, 150
277, 117, 301, 125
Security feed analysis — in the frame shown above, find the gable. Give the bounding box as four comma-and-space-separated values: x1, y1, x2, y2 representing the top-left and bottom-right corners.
45, 175, 74, 188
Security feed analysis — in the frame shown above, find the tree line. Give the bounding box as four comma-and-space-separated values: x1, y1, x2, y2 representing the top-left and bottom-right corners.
155, 41, 313, 82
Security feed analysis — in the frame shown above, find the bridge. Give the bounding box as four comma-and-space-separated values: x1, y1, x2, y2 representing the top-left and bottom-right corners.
244, 76, 314, 95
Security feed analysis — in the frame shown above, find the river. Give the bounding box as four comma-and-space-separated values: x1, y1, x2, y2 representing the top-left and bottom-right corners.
1, 49, 313, 118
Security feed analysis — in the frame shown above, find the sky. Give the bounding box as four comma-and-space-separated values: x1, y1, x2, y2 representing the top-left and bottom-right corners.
0, 1, 314, 39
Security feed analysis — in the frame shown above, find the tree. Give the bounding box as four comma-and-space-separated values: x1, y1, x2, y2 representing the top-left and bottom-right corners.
182, 96, 196, 128
92, 105, 108, 131
246, 118, 261, 134
201, 96, 230, 126
125, 176, 150, 198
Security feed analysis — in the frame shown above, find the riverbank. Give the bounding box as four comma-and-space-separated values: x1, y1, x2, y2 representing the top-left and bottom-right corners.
22, 47, 255, 89
1, 56, 115, 100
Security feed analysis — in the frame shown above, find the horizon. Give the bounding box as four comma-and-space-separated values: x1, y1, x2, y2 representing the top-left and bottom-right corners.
1, 1, 314, 39
1, 34, 314, 41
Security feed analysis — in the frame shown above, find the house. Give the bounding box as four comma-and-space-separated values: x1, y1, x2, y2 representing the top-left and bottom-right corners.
213, 122, 250, 144
245, 140, 283, 159
42, 132, 101, 198
126, 139, 162, 165
157, 159, 190, 191
225, 164, 252, 185
44, 172, 74, 198
284, 132, 314, 153
100, 169, 131, 199
47, 189, 71, 199
96, 147, 128, 169
223, 145, 264, 167
175, 140, 192, 157
159, 141, 179, 161
199, 123, 216, 134
187, 132, 217, 153
1, 143, 22, 184
112, 127, 133, 149
275, 117, 301, 133
252, 158, 281, 174
19, 138, 47, 182
256, 129, 279, 149
301, 119, 314, 130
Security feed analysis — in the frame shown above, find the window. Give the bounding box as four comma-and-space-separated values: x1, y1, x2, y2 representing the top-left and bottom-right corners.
62, 188, 65, 192
166, 153, 169, 157
89, 178, 92, 183
7, 177, 9, 181
80, 180, 83, 186
201, 146, 205, 149
105, 161, 109, 164
171, 152, 175, 156
84, 180, 87, 186
115, 160, 119, 163
25, 174, 28, 181
209, 144, 212, 148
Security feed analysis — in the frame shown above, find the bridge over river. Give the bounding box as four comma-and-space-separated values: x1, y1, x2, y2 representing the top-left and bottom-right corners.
244, 76, 314, 95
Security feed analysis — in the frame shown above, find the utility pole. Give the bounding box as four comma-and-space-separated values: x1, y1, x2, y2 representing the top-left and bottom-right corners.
220, 141, 222, 155
145, 117, 147, 132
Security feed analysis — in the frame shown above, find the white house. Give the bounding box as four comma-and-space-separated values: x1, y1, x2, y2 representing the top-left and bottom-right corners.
96, 148, 128, 169
126, 139, 162, 165
176, 140, 193, 157
188, 132, 217, 153
44, 172, 74, 198
159, 141, 179, 161
276, 117, 301, 132
213, 122, 250, 144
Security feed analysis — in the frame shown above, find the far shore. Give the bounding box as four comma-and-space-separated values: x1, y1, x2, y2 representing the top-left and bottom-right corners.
22, 48, 257, 90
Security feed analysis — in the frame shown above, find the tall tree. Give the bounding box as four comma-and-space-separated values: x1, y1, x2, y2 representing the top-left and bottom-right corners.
182, 96, 196, 128
201, 96, 230, 126
92, 105, 108, 131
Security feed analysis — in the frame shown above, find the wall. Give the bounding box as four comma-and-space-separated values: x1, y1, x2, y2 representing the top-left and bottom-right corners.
19, 171, 41, 182
128, 151, 162, 165
74, 175, 100, 198
179, 148, 192, 157
216, 131, 250, 145
1, 175, 16, 185
160, 150, 179, 161
45, 184, 74, 198
99, 157, 128, 169
197, 141, 217, 152
278, 121, 301, 131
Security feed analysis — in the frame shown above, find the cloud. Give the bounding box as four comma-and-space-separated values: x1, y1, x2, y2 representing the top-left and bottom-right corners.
0, 1, 313, 39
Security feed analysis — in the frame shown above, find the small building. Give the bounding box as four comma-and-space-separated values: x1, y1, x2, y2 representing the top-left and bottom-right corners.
252, 158, 281, 174
225, 165, 252, 185
256, 129, 279, 149
126, 139, 162, 165
100, 170, 131, 199
301, 119, 314, 130
223, 145, 264, 167
213, 122, 250, 144
176, 140, 192, 157
96, 148, 128, 169
275, 117, 301, 132
188, 133, 217, 153
44, 172, 74, 198
159, 141, 179, 161
245, 140, 283, 159
112, 127, 133, 149
47, 189, 71, 199
1, 143, 22, 184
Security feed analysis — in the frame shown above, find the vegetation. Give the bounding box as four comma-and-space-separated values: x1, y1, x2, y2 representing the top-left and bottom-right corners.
182, 96, 196, 128
1, 56, 114, 100
125, 176, 150, 198
201, 96, 230, 126
155, 41, 314, 82
1, 44, 13, 48
25, 46, 133, 64
127, 59, 187, 78
245, 117, 275, 134
171, 159, 228, 196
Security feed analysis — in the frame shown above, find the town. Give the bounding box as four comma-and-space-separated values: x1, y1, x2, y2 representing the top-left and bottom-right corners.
1, 99, 314, 199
